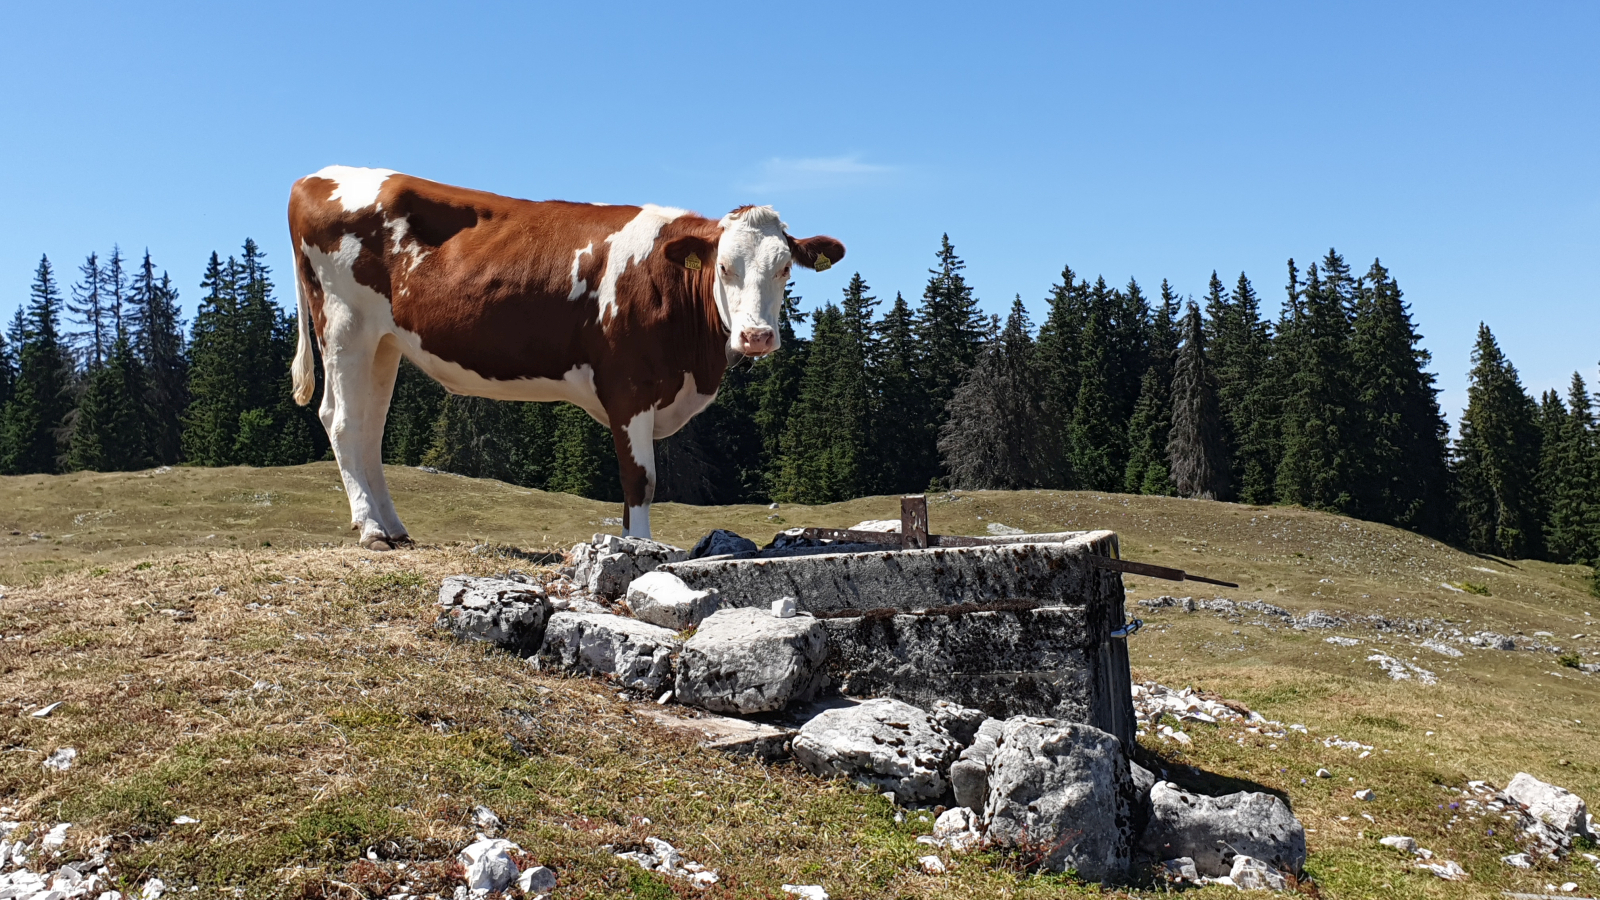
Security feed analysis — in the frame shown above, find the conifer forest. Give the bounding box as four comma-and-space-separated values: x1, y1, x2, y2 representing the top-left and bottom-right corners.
1, 236, 1596, 570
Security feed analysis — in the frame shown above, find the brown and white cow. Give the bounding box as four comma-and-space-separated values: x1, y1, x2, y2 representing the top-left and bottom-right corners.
288, 166, 843, 549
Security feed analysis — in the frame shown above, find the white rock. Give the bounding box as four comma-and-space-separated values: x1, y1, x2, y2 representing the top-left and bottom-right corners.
470, 805, 502, 834
781, 886, 829, 900
171, 815, 199, 825
1316, 768, 1332, 779
793, 699, 960, 803
1502, 852, 1533, 868
518, 865, 557, 893
982, 717, 1133, 882
1416, 859, 1466, 880
675, 608, 828, 714
849, 520, 900, 533
458, 837, 521, 892
625, 571, 718, 630
1160, 857, 1199, 882
917, 854, 946, 874
140, 878, 166, 900
985, 522, 1024, 535
41, 822, 71, 850
42, 747, 77, 771
1562, 882, 1579, 892
928, 807, 983, 853
1229, 854, 1288, 891
1139, 783, 1306, 877
771, 596, 797, 619
31, 701, 63, 718
1353, 789, 1375, 801
950, 718, 1005, 810
537, 611, 681, 694
1379, 835, 1417, 853
571, 535, 687, 599
1504, 772, 1591, 837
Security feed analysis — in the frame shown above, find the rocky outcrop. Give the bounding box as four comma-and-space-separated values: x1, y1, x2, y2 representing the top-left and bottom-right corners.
436, 575, 551, 656
624, 570, 719, 631
571, 534, 687, 599
674, 608, 830, 714
949, 717, 1005, 811
792, 699, 961, 803
1137, 782, 1306, 877
980, 717, 1135, 883
1503, 772, 1591, 838
536, 611, 680, 694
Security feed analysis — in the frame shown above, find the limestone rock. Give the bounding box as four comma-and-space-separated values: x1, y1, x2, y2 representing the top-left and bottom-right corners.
675, 608, 829, 715
793, 698, 961, 803
1160, 857, 1199, 883
1230, 854, 1288, 891
519, 865, 557, 893
927, 806, 983, 853
625, 570, 719, 630
1504, 772, 1591, 837
689, 529, 758, 559
437, 575, 551, 656
950, 717, 1004, 811
537, 611, 680, 693
981, 717, 1134, 882
1380, 835, 1418, 853
570, 534, 687, 599
458, 837, 520, 893
1138, 782, 1306, 877
930, 701, 989, 747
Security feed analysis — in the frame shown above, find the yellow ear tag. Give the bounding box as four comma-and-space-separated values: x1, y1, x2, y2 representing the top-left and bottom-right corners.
684, 253, 702, 271
813, 253, 832, 272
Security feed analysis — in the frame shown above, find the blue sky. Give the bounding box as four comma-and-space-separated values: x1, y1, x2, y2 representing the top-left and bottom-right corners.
2, 2, 1595, 428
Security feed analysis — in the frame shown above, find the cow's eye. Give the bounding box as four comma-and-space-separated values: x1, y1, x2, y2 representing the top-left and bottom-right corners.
778, 265, 791, 279
719, 264, 734, 279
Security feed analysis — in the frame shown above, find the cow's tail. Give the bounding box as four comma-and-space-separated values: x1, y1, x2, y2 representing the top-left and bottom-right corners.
290, 263, 316, 407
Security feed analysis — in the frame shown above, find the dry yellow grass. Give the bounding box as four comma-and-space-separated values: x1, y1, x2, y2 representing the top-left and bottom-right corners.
1, 464, 1597, 898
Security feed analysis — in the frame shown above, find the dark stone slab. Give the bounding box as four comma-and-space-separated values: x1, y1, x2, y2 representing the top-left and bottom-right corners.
819, 605, 1135, 747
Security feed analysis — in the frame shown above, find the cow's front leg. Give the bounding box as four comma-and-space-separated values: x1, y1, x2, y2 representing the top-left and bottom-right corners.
608, 407, 656, 539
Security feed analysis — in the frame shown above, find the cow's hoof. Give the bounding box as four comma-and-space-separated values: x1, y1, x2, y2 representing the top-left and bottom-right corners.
362, 537, 393, 552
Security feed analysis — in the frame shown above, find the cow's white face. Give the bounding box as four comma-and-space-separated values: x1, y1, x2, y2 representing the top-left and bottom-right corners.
714, 207, 791, 357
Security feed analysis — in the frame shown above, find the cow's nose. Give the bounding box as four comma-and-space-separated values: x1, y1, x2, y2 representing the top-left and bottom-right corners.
740, 327, 775, 355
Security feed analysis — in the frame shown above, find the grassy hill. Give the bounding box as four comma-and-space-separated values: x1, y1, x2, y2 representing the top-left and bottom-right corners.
1, 463, 1597, 898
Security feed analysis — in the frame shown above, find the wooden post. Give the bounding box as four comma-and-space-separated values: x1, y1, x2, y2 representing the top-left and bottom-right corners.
901, 494, 929, 549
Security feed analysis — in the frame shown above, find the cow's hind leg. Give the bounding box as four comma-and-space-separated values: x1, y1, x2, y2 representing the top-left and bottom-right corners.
608, 407, 656, 539
320, 332, 408, 551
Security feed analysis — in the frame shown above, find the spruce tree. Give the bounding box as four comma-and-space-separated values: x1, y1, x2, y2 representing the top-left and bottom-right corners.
100, 246, 128, 339
544, 402, 619, 500
869, 292, 924, 494
128, 252, 187, 464
1543, 373, 1598, 563
1347, 260, 1452, 534
1034, 265, 1089, 487
912, 235, 986, 488
940, 298, 1047, 489
1125, 366, 1174, 494
1068, 309, 1123, 492
182, 253, 247, 465
1, 257, 74, 474
0, 312, 14, 413
1275, 252, 1356, 512
1168, 301, 1229, 499
67, 334, 152, 472
68, 252, 108, 372
1453, 323, 1543, 558
751, 284, 809, 496
422, 395, 514, 482
1223, 273, 1278, 504
775, 302, 869, 503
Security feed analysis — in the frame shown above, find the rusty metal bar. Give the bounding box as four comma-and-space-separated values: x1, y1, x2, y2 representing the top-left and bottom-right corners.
901, 495, 929, 549
1088, 555, 1238, 588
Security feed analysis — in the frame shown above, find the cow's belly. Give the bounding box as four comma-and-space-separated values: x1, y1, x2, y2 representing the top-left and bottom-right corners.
394, 327, 606, 422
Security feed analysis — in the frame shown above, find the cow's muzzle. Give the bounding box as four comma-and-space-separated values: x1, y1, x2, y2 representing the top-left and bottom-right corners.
737, 327, 776, 356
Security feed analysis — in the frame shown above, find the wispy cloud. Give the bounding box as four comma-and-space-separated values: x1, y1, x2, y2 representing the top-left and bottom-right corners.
739, 154, 896, 193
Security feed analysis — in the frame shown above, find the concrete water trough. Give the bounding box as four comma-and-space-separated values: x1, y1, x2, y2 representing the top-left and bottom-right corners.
658, 526, 1139, 746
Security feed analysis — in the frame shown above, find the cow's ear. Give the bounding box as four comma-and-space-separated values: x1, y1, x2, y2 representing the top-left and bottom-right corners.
787, 235, 845, 272
662, 235, 717, 271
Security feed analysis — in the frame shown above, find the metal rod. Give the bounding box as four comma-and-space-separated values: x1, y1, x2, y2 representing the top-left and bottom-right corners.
1088, 555, 1239, 588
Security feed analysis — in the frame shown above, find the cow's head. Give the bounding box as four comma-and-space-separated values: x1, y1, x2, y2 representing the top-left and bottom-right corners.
663, 206, 844, 357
